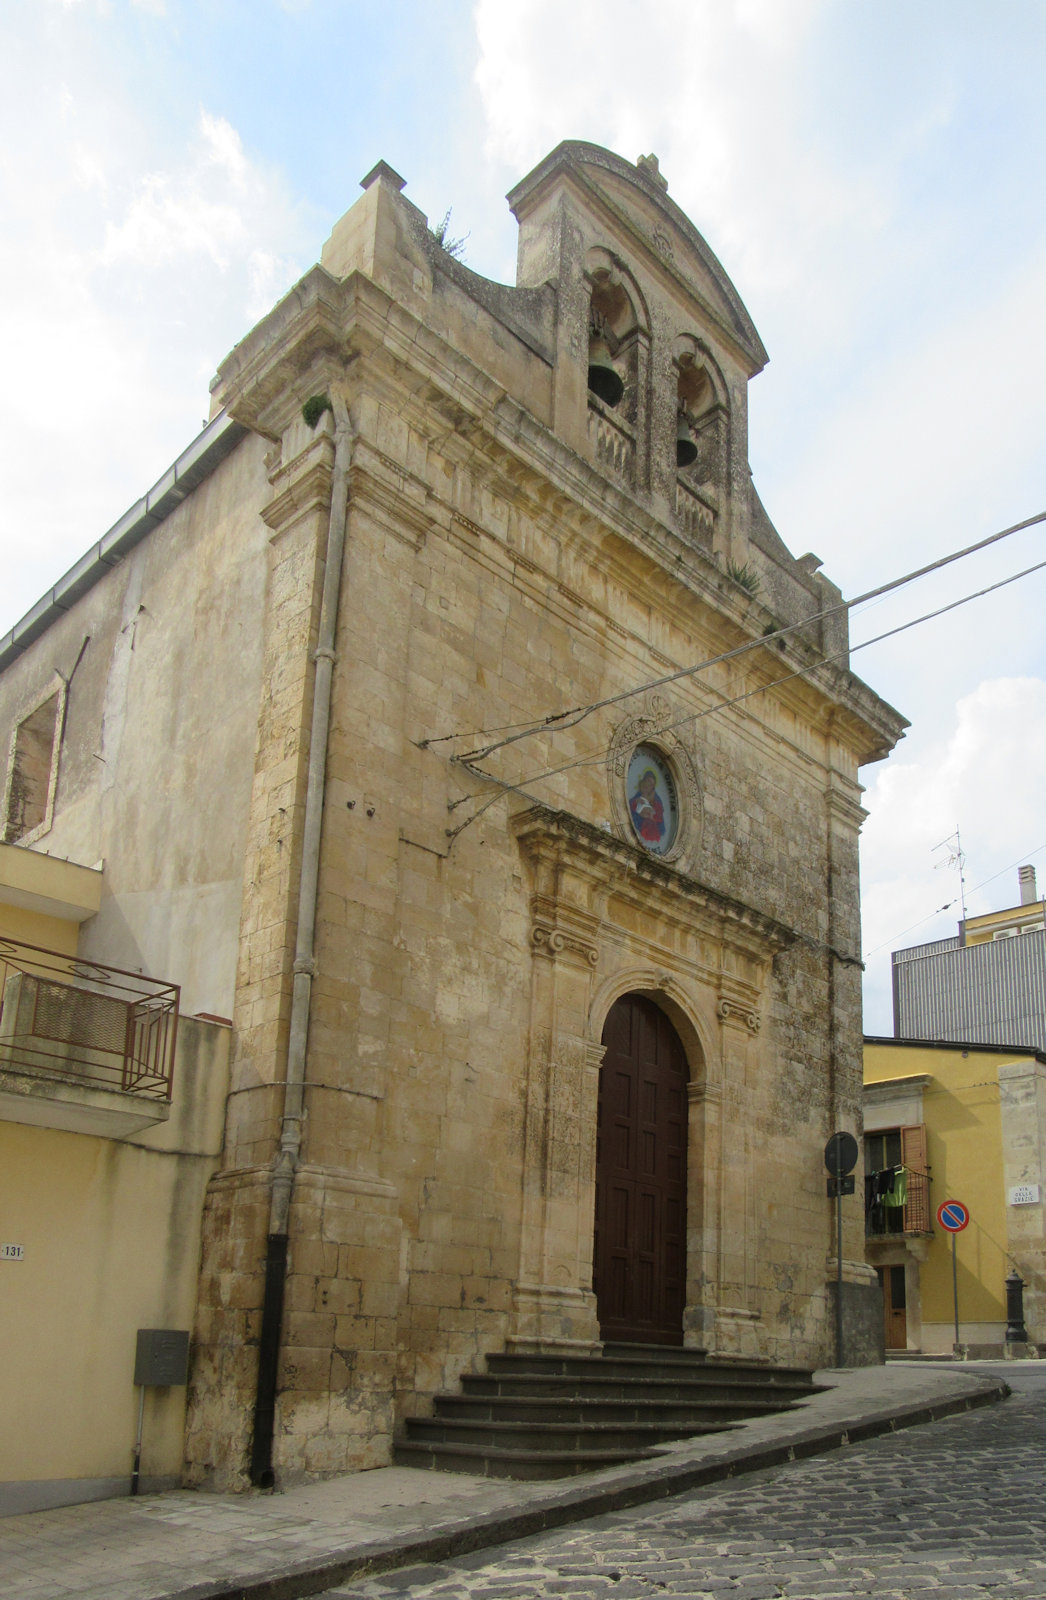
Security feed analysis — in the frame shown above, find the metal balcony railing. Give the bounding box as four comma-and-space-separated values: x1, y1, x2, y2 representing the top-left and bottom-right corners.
0, 936, 179, 1100
865, 1166, 932, 1237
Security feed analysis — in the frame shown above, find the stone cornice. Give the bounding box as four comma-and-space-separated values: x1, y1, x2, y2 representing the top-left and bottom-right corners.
262, 437, 335, 535
512, 804, 795, 959
212, 266, 357, 436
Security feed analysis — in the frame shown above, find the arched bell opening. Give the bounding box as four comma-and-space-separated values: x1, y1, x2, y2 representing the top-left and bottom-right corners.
585, 255, 644, 416
674, 342, 728, 489
593, 992, 694, 1346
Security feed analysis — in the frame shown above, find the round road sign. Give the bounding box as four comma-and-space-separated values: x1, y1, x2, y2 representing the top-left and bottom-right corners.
937, 1200, 970, 1233
824, 1132, 859, 1177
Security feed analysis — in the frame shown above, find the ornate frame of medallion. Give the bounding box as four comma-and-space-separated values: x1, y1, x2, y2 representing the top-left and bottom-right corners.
606, 691, 702, 871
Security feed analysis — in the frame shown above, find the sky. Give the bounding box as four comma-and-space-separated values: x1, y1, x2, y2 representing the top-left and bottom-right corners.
2, 0, 1045, 1032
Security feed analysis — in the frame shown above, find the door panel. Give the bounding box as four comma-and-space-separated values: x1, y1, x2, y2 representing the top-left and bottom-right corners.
594, 994, 688, 1344
877, 1264, 908, 1350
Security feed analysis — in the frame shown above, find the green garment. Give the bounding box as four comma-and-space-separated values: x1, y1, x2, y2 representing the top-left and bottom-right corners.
885, 1166, 908, 1208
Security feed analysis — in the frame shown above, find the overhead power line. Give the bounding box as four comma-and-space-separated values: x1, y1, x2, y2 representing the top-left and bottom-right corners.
420, 507, 1046, 762
449, 550, 1046, 825
862, 842, 1046, 959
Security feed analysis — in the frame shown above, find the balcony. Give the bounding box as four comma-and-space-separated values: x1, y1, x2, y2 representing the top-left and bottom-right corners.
865, 1166, 932, 1238
0, 936, 179, 1137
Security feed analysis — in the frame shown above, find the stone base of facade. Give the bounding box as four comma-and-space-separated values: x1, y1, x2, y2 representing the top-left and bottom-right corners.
505, 1335, 604, 1356
510, 1282, 601, 1352
828, 1275, 885, 1367
710, 1306, 767, 1362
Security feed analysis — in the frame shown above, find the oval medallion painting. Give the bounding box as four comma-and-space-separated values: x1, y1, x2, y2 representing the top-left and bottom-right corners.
626, 744, 678, 855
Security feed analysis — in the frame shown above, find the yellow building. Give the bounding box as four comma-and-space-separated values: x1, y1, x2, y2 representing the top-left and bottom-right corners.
864, 1036, 1046, 1355
0, 842, 231, 1512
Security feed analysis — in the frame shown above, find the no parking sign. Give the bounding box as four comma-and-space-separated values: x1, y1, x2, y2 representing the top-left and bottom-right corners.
937, 1199, 970, 1233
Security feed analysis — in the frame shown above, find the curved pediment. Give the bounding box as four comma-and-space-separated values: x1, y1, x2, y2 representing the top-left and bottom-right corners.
509, 140, 767, 375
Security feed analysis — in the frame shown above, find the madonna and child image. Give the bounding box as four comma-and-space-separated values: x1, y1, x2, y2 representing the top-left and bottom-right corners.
626, 745, 677, 855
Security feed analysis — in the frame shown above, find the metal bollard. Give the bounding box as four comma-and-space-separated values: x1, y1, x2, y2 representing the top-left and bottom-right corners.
1005, 1270, 1029, 1344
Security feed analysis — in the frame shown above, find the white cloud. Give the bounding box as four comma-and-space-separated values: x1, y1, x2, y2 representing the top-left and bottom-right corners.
101, 113, 262, 272
473, 0, 883, 314
766, 240, 1046, 598
0, 29, 311, 634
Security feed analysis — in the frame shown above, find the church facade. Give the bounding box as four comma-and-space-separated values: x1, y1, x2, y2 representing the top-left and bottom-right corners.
0, 143, 906, 1494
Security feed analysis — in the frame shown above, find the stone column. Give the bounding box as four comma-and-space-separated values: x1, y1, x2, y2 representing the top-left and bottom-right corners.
713, 997, 765, 1359
511, 832, 602, 1352
685, 1077, 721, 1349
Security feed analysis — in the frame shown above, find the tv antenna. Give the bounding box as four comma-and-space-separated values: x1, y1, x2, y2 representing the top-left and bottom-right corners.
933, 827, 968, 922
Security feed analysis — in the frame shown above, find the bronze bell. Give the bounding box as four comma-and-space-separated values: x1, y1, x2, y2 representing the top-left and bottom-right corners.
676, 410, 698, 468
588, 335, 624, 407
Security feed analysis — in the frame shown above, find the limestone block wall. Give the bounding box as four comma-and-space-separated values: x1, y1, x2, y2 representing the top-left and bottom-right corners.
178, 145, 904, 1485
999, 1059, 1046, 1341
232, 373, 884, 1482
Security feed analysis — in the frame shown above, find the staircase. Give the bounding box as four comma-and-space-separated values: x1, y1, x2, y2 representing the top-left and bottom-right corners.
394, 1342, 824, 1479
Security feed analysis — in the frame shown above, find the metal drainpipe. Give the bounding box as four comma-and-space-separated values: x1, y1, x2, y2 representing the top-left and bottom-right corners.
250, 397, 353, 1488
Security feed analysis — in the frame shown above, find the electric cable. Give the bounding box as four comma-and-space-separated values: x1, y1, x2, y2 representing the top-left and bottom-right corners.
862, 843, 1046, 959
421, 506, 1046, 760
449, 550, 1046, 827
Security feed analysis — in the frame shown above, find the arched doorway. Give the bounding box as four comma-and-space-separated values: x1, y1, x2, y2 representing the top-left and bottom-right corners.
593, 993, 688, 1344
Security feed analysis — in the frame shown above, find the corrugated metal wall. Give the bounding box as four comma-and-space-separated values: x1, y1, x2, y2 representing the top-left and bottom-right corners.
892, 930, 1046, 1049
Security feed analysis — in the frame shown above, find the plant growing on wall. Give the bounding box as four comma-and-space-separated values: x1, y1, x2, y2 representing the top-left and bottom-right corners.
431, 208, 469, 260
725, 559, 760, 598
302, 395, 333, 429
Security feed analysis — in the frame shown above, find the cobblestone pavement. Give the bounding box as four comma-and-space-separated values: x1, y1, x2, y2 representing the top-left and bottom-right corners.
324, 1374, 1046, 1600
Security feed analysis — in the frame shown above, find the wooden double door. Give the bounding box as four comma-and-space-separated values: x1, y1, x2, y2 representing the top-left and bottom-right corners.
593, 994, 688, 1344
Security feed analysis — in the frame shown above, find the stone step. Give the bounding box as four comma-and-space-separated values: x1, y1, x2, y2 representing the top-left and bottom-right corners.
393, 1344, 822, 1479
394, 1438, 651, 1479
402, 1416, 732, 1453
485, 1352, 817, 1388
430, 1393, 782, 1426
462, 1373, 818, 1405
601, 1340, 708, 1363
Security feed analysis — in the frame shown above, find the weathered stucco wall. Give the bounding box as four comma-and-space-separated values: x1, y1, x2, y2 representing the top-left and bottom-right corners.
0, 434, 271, 1017
864, 1041, 1046, 1353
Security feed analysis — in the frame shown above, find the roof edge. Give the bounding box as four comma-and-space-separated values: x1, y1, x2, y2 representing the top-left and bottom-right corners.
0, 412, 248, 675
865, 1034, 1046, 1066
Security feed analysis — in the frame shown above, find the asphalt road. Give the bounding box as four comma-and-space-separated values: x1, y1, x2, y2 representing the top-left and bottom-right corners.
322, 1365, 1046, 1600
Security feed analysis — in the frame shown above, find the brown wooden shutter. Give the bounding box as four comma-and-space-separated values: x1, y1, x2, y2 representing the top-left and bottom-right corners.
901, 1124, 930, 1232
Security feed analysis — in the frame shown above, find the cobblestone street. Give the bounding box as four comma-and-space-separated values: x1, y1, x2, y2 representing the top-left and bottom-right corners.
324, 1370, 1046, 1600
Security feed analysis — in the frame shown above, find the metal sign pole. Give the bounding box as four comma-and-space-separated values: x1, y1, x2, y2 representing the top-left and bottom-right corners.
836, 1185, 844, 1366
824, 1132, 858, 1369
936, 1201, 969, 1354
131, 1386, 146, 1497
952, 1233, 960, 1349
